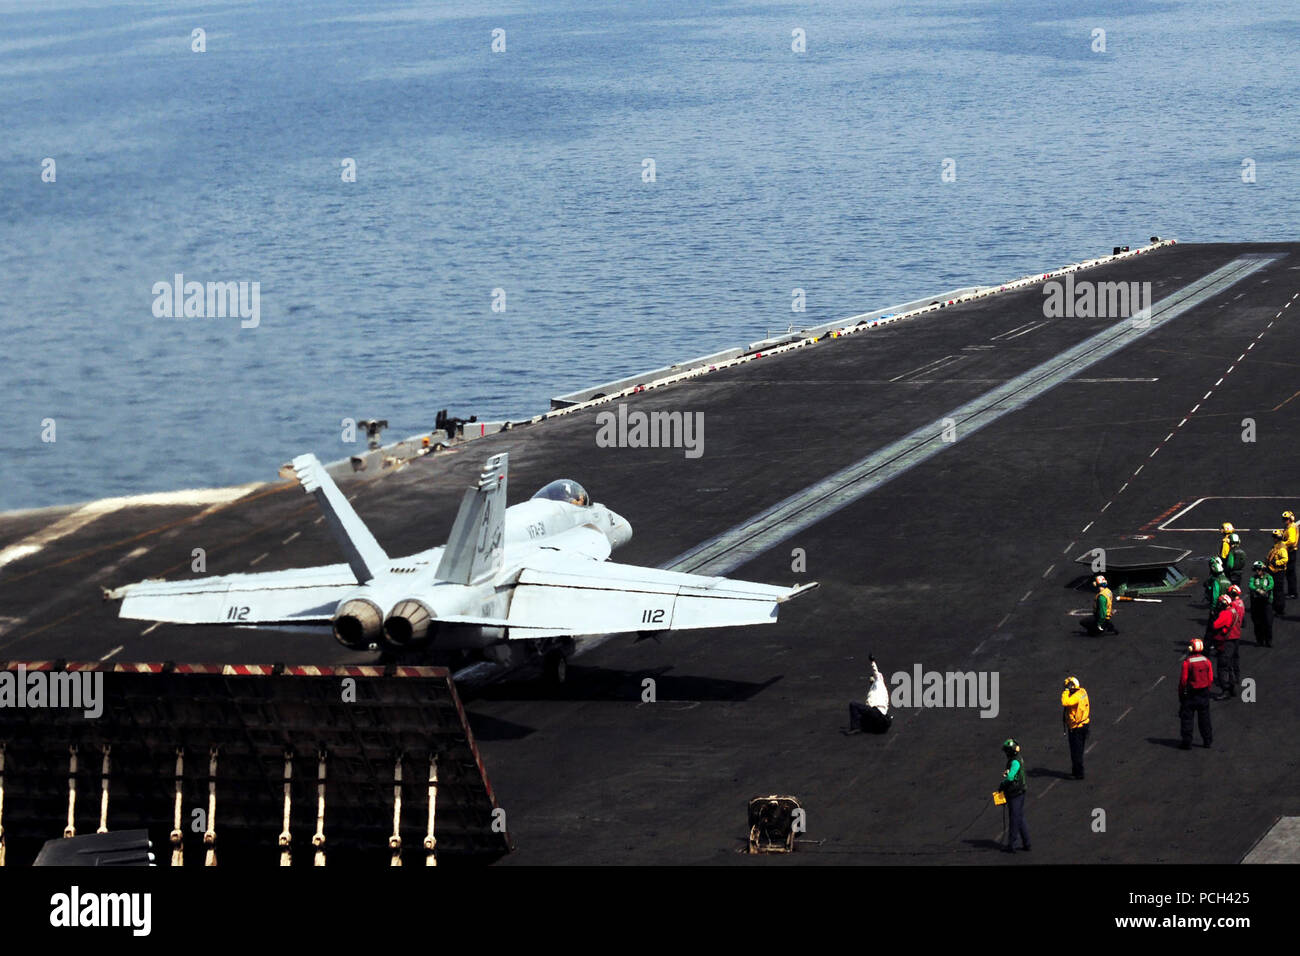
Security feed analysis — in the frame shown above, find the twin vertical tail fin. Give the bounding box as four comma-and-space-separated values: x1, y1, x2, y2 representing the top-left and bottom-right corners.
291, 453, 389, 583
436, 453, 508, 584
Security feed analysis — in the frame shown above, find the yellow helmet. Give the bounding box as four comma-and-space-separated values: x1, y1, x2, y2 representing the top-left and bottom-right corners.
1275, 529, 1287, 540
1221, 521, 1235, 533
1284, 511, 1295, 522
1063, 676, 1080, 691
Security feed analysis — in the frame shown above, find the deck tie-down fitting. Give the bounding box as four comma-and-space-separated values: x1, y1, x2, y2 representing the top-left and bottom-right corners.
278, 749, 293, 866
170, 748, 184, 866
389, 754, 403, 866
63, 745, 78, 839
204, 746, 218, 866
312, 748, 327, 867
424, 755, 438, 867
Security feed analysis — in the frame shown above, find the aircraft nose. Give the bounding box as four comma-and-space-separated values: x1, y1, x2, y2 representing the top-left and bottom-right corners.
607, 510, 633, 549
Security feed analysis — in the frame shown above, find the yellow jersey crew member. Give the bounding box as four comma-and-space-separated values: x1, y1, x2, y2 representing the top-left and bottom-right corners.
1266, 530, 1289, 618
1284, 511, 1298, 598
1219, 522, 1235, 561
1061, 676, 1090, 779
1083, 575, 1117, 635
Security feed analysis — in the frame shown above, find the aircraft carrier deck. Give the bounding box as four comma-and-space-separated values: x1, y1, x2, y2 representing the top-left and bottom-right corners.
3, 240, 1299, 866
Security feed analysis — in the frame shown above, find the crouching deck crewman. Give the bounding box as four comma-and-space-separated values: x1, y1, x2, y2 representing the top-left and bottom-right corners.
847, 656, 892, 734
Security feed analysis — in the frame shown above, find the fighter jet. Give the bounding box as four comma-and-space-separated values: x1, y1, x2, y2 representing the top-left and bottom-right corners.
114, 453, 817, 679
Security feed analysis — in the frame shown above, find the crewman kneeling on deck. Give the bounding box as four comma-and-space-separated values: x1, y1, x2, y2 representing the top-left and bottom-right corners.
1267, 531, 1289, 618
1061, 676, 1090, 779
998, 739, 1030, 852
1083, 575, 1117, 635
1249, 561, 1274, 647
1179, 639, 1214, 749
1284, 511, 1299, 598
847, 656, 892, 734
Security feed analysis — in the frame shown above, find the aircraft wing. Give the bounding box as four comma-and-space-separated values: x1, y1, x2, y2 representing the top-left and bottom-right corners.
504, 558, 817, 639
117, 563, 357, 626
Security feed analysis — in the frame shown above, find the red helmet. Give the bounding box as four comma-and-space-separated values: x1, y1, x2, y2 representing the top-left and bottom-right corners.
1218, 594, 1232, 606
1228, 584, 1242, 597
1188, 638, 1204, 653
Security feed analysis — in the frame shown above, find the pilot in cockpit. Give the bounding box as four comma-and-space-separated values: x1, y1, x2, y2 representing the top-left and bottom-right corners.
532, 479, 590, 508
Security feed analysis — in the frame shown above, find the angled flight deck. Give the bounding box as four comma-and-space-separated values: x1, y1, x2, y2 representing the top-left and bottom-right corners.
2, 241, 1298, 864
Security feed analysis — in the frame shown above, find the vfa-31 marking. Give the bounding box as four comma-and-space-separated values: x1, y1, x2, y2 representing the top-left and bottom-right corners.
114, 453, 817, 680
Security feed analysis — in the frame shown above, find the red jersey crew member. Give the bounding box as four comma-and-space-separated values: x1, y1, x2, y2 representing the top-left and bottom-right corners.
1208, 594, 1236, 698
1178, 639, 1214, 749
1061, 676, 1090, 780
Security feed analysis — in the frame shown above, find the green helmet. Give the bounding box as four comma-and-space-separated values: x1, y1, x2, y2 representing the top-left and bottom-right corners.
1229, 533, 1241, 545
1001, 738, 1019, 756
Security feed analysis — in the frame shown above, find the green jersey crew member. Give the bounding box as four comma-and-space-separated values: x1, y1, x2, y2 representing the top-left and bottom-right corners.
1249, 561, 1274, 647
1084, 575, 1117, 635
998, 739, 1031, 853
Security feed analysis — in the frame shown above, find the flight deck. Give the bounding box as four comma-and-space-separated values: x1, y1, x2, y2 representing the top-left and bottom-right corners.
3, 240, 1299, 864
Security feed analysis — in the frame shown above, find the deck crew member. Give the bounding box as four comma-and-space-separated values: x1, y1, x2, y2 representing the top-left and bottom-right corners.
1284, 511, 1299, 598
1203, 557, 1230, 609
1220, 522, 1236, 562
1219, 587, 1243, 699
847, 656, 892, 734
998, 739, 1030, 852
1267, 531, 1289, 617
1178, 639, 1215, 749
1084, 575, 1117, 635
1208, 593, 1235, 697
1249, 561, 1275, 647
1061, 677, 1090, 780
1224, 533, 1246, 585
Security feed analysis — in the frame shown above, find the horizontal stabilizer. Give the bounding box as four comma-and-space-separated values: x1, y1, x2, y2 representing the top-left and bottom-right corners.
118, 564, 356, 626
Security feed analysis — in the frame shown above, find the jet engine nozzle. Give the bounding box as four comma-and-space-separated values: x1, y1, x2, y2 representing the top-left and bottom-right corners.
384, 599, 434, 647
332, 598, 384, 650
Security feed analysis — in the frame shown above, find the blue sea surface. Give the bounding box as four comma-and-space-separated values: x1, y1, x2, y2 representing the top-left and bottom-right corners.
1, 0, 1297, 509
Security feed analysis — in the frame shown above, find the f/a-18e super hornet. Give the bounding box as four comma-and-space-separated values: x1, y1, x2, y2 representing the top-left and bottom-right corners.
113, 453, 817, 679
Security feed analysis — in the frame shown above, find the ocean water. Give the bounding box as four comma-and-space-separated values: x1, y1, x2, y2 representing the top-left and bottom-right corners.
1, 0, 1297, 511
